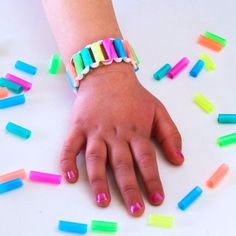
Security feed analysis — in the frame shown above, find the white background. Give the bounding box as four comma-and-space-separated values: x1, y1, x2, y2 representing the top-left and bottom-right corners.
1, 1, 236, 235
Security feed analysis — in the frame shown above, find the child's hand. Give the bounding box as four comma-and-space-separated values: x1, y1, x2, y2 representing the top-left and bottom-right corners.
60, 63, 184, 217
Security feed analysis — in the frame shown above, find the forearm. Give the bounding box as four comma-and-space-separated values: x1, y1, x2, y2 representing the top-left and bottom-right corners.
42, 0, 122, 64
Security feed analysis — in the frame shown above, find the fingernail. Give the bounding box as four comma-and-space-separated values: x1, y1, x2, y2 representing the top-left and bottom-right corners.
96, 192, 109, 204
66, 170, 76, 181
176, 149, 184, 159
130, 202, 143, 214
151, 192, 164, 204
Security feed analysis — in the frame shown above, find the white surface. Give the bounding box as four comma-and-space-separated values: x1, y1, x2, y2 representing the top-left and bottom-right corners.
1, 1, 236, 235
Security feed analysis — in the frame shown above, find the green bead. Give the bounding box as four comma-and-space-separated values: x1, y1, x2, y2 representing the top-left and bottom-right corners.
217, 132, 236, 147
204, 31, 226, 47
48, 54, 61, 74
90, 220, 118, 233
73, 52, 84, 75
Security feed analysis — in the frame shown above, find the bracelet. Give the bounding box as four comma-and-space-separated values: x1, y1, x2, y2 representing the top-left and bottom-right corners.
66, 38, 140, 93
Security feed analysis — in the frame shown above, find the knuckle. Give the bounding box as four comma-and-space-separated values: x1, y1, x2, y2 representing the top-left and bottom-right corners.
122, 184, 138, 196
112, 157, 133, 172
60, 157, 72, 170
90, 176, 106, 186
138, 152, 154, 168
145, 177, 159, 187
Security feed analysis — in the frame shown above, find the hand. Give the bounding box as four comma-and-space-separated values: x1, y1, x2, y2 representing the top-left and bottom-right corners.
60, 63, 184, 217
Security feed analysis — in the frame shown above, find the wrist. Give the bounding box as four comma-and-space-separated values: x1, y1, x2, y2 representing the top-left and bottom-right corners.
78, 62, 137, 92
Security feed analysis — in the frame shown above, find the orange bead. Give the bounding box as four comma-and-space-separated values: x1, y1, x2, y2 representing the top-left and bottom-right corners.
198, 35, 223, 52
0, 87, 9, 98
206, 164, 229, 188
0, 169, 27, 183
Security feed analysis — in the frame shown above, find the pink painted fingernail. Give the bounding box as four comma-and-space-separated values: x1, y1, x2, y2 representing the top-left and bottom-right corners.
66, 170, 75, 181
176, 149, 184, 159
96, 192, 109, 204
130, 202, 143, 214
151, 192, 164, 204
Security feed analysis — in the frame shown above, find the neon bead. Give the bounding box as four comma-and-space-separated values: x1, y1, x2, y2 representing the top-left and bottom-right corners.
58, 220, 87, 234
204, 31, 226, 47
206, 164, 229, 188
153, 64, 171, 80
0, 94, 25, 109
0, 178, 23, 194
48, 54, 61, 74
148, 214, 175, 228
15, 60, 37, 75
193, 93, 214, 113
29, 171, 62, 185
0, 77, 23, 94
0, 169, 27, 183
5, 73, 32, 91
189, 60, 204, 78
6, 122, 31, 139
199, 53, 216, 71
167, 57, 189, 79
218, 114, 236, 124
198, 35, 223, 52
217, 132, 236, 147
178, 186, 203, 210
91, 220, 118, 233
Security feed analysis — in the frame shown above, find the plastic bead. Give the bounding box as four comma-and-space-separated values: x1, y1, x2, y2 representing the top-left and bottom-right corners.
178, 186, 203, 210
204, 31, 226, 47
206, 164, 229, 188
0, 169, 27, 183
6, 122, 31, 139
217, 132, 236, 147
0, 94, 25, 109
199, 53, 216, 71
193, 93, 214, 113
189, 60, 204, 78
15, 60, 37, 75
29, 171, 62, 185
218, 114, 236, 124
148, 214, 175, 228
0, 178, 23, 194
91, 220, 118, 233
167, 57, 189, 79
5, 73, 32, 91
153, 64, 171, 80
48, 54, 61, 74
58, 220, 88, 234
0, 88, 9, 98
198, 35, 223, 52
0, 77, 23, 94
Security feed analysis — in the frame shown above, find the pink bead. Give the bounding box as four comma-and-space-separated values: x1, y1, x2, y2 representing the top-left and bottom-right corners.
167, 57, 189, 79
5, 73, 32, 91
102, 39, 121, 64
29, 170, 62, 185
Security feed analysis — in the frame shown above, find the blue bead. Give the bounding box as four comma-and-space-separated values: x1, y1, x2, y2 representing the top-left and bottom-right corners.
113, 39, 127, 58
0, 178, 23, 194
218, 114, 236, 123
15, 60, 37, 75
0, 94, 25, 109
58, 220, 88, 234
153, 64, 172, 80
189, 60, 204, 78
81, 48, 94, 68
178, 186, 203, 210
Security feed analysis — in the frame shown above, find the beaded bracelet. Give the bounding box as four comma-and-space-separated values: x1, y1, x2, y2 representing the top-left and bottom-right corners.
66, 38, 140, 93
